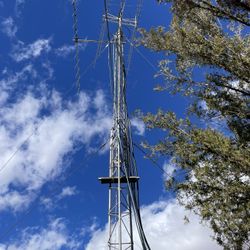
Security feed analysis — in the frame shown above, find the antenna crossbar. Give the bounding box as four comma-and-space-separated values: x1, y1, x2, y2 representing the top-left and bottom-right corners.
104, 13, 137, 27
74, 39, 109, 43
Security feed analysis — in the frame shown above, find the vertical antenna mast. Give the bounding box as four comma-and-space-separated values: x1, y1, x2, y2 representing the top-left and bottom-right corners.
72, 0, 150, 248
99, 2, 150, 249
99, 4, 138, 249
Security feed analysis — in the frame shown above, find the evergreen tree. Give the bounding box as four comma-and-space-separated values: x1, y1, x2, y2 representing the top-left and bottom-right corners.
140, 1, 250, 248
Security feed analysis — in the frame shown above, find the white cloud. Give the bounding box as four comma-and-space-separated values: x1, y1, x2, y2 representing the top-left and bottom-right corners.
1, 218, 81, 250
0, 64, 37, 105
0, 91, 9, 105
131, 117, 145, 136
42, 62, 54, 80
0, 191, 33, 212
0, 81, 112, 212
40, 186, 77, 211
80, 217, 99, 238
163, 160, 178, 181
58, 186, 77, 199
16, 0, 25, 5
85, 199, 222, 250
40, 186, 77, 210
15, 0, 26, 17
40, 196, 54, 210
11, 39, 51, 62
163, 159, 196, 207
1, 17, 17, 38
55, 43, 87, 58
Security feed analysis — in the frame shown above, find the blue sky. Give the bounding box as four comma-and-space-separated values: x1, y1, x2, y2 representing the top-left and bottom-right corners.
0, 1, 221, 249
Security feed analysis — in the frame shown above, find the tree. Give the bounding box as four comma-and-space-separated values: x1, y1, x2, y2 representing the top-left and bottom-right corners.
139, 1, 250, 248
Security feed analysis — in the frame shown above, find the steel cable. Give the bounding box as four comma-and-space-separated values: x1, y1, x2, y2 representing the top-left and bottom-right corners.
72, 0, 81, 93
104, 0, 115, 96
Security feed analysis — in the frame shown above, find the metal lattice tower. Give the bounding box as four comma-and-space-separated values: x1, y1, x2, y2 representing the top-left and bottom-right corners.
99, 4, 150, 249
100, 11, 138, 250
73, 0, 150, 249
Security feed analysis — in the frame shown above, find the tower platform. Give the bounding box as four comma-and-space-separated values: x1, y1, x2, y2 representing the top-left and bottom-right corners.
98, 176, 139, 184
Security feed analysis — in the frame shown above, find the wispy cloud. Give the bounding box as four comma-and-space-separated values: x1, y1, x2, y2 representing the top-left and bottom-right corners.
40, 196, 54, 210
58, 186, 77, 199
0, 218, 81, 250
40, 186, 78, 210
55, 43, 87, 58
0, 64, 37, 105
80, 217, 99, 238
85, 199, 222, 250
0, 78, 111, 212
0, 191, 33, 213
163, 160, 178, 181
15, 0, 26, 17
11, 39, 51, 62
131, 117, 146, 136
1, 17, 17, 38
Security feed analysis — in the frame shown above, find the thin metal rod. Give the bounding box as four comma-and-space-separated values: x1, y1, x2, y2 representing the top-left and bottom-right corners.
75, 39, 109, 43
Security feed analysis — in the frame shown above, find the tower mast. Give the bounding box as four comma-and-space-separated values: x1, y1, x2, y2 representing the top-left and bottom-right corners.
99, 2, 150, 249
99, 6, 139, 249
72, 0, 150, 248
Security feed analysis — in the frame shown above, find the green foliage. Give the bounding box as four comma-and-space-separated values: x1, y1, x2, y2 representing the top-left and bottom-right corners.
142, 111, 250, 248
158, 0, 250, 26
140, 0, 250, 248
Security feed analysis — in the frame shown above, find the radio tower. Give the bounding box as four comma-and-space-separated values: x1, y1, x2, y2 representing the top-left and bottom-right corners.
73, 1, 150, 249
